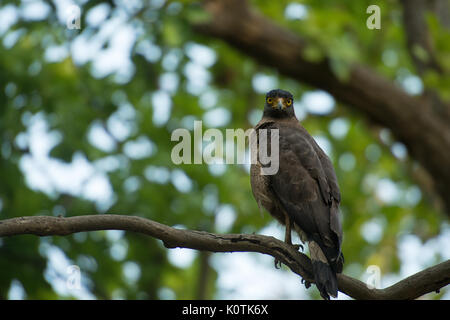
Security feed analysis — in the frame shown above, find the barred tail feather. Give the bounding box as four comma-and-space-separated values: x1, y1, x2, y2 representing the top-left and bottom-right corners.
311, 260, 338, 300
309, 241, 339, 300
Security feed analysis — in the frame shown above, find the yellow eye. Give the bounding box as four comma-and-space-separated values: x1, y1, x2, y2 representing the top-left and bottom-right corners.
267, 98, 273, 104
286, 99, 292, 106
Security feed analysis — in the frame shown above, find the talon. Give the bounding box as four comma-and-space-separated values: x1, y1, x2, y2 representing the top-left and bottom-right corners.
292, 244, 303, 251
301, 279, 311, 289
274, 258, 282, 269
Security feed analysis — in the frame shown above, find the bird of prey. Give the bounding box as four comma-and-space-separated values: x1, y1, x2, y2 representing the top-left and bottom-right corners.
250, 89, 344, 300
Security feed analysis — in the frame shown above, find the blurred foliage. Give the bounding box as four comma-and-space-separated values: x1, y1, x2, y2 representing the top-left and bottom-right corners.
0, 0, 448, 300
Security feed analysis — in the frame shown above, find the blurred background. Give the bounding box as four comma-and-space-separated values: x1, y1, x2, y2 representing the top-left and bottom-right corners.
0, 0, 449, 300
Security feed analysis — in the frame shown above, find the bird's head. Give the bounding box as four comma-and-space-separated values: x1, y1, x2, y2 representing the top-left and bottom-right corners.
263, 89, 296, 118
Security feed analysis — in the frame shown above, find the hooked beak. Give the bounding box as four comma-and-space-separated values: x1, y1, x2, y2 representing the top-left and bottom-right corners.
276, 98, 284, 110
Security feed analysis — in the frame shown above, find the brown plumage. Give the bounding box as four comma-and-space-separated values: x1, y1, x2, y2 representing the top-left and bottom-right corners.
250, 89, 344, 299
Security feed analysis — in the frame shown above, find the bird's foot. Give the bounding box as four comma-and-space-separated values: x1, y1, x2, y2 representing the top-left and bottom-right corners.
274, 243, 303, 269
291, 243, 303, 252
274, 258, 282, 269
301, 278, 311, 289
284, 242, 303, 252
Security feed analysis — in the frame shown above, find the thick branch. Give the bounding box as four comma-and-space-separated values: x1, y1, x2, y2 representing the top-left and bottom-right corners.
194, 0, 450, 215
1, 214, 449, 300
401, 0, 443, 75
400, 0, 450, 134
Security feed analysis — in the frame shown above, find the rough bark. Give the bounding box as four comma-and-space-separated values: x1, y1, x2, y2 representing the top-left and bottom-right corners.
1, 214, 449, 300
193, 0, 450, 216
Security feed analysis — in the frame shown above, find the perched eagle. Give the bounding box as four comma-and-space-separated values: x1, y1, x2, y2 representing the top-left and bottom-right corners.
250, 89, 344, 300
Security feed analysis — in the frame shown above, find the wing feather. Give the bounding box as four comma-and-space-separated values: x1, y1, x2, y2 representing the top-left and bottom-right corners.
264, 122, 342, 260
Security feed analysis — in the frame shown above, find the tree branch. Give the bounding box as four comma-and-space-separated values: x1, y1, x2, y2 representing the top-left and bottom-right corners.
193, 0, 450, 216
400, 0, 443, 75
0, 214, 448, 300
400, 0, 450, 138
